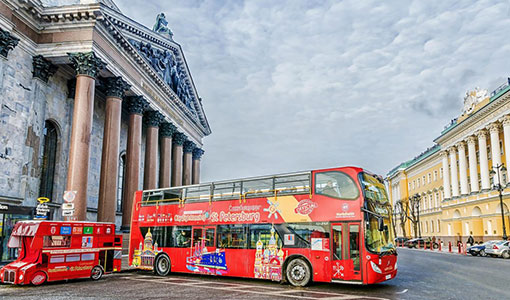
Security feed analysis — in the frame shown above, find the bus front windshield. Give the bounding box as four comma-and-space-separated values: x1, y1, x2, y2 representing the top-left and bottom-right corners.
361, 173, 395, 255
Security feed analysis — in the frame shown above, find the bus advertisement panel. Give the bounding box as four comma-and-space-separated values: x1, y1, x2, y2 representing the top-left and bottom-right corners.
129, 166, 396, 286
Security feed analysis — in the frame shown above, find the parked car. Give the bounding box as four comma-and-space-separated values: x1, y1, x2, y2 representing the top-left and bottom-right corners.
394, 237, 409, 246
485, 240, 510, 259
467, 240, 500, 257
404, 237, 439, 249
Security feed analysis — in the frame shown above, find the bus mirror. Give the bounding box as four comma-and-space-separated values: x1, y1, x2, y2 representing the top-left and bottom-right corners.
378, 218, 384, 231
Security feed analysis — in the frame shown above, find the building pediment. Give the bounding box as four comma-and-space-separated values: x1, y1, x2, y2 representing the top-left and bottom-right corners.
100, 6, 211, 136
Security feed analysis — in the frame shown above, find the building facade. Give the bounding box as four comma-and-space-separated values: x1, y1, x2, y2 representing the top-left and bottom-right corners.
0, 0, 211, 262
387, 84, 510, 244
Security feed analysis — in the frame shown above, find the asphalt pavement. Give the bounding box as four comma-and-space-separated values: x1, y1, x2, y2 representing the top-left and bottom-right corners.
1, 248, 509, 299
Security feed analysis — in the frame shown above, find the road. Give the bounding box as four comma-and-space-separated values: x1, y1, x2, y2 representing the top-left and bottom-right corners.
1, 248, 509, 299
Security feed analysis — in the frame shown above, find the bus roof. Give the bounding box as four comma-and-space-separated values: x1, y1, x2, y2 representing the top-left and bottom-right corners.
10, 220, 115, 237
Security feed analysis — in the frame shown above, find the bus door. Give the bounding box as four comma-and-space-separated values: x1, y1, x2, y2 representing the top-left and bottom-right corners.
331, 222, 361, 282
191, 226, 216, 255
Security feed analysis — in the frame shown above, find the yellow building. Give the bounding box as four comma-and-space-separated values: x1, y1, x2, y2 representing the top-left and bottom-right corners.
386, 85, 510, 244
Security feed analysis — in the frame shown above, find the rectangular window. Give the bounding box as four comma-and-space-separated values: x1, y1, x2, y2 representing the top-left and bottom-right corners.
440, 168, 443, 179
173, 226, 192, 248
185, 184, 211, 202
212, 181, 242, 200
49, 255, 65, 264
66, 254, 81, 262
140, 226, 173, 248
349, 225, 360, 271
217, 224, 248, 248
423, 176, 426, 185
275, 173, 311, 195
82, 253, 95, 261
248, 224, 281, 249
428, 174, 431, 183
315, 171, 359, 199
434, 171, 438, 181
275, 223, 330, 248
332, 225, 342, 260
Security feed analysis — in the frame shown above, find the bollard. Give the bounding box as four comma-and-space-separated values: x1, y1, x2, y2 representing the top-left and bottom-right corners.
449, 241, 452, 252
430, 241, 433, 250
463, 243, 467, 255
438, 239, 442, 251
458, 243, 462, 254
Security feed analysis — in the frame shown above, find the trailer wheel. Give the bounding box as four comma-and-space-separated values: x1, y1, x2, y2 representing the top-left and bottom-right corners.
91, 266, 103, 280
155, 255, 171, 276
30, 271, 47, 286
286, 258, 311, 287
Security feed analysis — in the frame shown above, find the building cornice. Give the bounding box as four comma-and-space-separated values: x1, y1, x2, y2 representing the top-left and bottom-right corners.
434, 89, 510, 148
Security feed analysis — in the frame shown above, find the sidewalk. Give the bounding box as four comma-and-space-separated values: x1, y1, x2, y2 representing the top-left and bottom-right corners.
397, 244, 467, 255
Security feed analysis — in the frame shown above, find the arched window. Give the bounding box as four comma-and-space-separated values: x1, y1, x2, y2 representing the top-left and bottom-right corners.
472, 206, 482, 217
39, 120, 58, 200
453, 209, 461, 219
117, 153, 126, 212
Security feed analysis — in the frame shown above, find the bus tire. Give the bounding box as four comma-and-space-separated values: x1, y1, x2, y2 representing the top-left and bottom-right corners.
286, 258, 311, 287
30, 271, 47, 286
155, 254, 171, 276
91, 266, 103, 280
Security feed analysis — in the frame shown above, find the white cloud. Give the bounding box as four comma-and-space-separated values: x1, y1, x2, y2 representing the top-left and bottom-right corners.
116, 0, 510, 181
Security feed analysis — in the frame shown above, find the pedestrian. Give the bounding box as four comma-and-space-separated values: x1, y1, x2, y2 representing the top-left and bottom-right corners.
467, 235, 474, 247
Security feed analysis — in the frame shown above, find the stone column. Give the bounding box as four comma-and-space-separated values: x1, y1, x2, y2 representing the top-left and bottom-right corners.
0, 28, 19, 122
66, 52, 105, 221
467, 136, 479, 193
489, 123, 503, 185
183, 140, 195, 185
441, 151, 451, 199
192, 148, 204, 184
159, 122, 177, 188
121, 96, 149, 230
477, 129, 490, 191
502, 115, 510, 185
457, 142, 469, 195
171, 132, 186, 186
143, 111, 164, 190
449, 147, 460, 198
97, 77, 130, 223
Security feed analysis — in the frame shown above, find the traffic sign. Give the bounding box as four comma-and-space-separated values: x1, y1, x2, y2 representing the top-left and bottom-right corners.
62, 203, 74, 210
63, 191, 77, 203
62, 209, 75, 217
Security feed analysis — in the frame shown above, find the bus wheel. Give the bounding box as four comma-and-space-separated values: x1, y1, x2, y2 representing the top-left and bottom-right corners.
91, 266, 103, 280
286, 258, 311, 287
155, 255, 171, 276
30, 271, 47, 286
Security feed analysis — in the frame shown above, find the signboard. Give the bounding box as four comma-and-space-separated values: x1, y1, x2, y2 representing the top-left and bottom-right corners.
72, 227, 83, 234
63, 191, 77, 203
62, 210, 75, 217
60, 226, 71, 235
84, 227, 93, 234
35, 197, 50, 220
62, 203, 74, 210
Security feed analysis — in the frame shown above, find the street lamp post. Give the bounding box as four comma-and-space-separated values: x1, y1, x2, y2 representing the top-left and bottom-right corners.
490, 163, 508, 241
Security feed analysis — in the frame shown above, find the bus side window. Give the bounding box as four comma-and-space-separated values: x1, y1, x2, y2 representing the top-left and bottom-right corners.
172, 226, 191, 248
217, 225, 247, 248
248, 224, 282, 249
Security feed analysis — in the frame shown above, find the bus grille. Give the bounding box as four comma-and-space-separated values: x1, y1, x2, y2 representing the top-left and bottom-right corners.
4, 270, 15, 283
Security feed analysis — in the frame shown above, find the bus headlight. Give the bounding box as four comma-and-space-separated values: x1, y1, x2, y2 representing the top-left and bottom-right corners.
370, 261, 382, 274
394, 261, 398, 270
19, 274, 23, 281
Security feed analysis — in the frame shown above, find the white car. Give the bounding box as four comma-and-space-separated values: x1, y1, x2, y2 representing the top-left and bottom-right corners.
484, 240, 510, 259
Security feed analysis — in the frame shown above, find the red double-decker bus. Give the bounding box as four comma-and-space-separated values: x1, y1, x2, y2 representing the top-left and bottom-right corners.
129, 166, 396, 286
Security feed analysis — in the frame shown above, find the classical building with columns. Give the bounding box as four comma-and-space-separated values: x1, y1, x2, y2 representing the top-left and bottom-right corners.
0, 0, 210, 261
387, 84, 510, 244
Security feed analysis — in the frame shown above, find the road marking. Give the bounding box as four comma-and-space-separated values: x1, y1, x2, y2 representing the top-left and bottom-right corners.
396, 289, 408, 294
119, 274, 390, 300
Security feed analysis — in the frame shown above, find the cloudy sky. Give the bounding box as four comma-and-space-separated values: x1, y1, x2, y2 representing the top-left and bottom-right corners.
116, 0, 510, 182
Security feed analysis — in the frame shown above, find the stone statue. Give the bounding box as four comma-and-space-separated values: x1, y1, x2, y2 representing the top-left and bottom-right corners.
463, 87, 489, 115
153, 13, 174, 40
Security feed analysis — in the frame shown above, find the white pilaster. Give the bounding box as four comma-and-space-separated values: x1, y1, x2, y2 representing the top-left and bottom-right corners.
467, 136, 479, 193
477, 130, 490, 190
501, 115, 510, 185
489, 123, 502, 185
457, 142, 469, 195
441, 151, 451, 199
449, 147, 460, 198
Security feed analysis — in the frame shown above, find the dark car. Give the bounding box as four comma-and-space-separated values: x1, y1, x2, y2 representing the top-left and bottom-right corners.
395, 237, 409, 246
404, 237, 439, 249
467, 240, 500, 257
